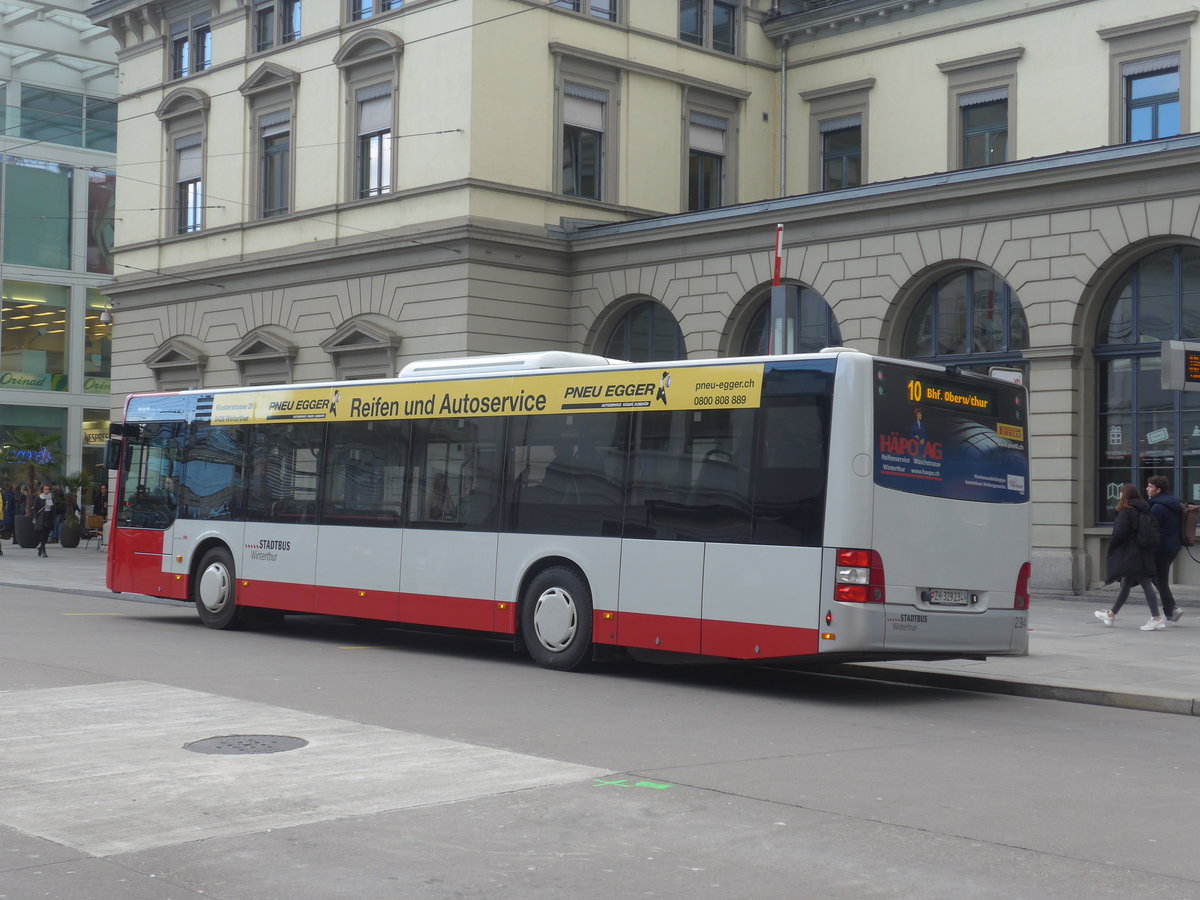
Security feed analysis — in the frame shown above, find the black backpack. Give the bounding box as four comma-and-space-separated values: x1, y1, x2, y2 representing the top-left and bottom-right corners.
1137, 511, 1161, 550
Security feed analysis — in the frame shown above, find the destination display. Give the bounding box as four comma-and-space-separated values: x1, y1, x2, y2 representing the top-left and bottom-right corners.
123, 364, 766, 425
873, 362, 1028, 503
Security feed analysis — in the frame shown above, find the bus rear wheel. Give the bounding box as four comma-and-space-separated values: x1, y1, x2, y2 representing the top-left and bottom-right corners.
521, 566, 592, 671
194, 546, 243, 630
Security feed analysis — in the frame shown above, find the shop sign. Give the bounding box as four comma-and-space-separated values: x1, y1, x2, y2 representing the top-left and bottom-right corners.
85, 377, 111, 394
0, 371, 67, 391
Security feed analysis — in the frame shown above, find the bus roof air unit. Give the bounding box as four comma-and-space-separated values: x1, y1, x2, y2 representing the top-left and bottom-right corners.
400, 351, 621, 377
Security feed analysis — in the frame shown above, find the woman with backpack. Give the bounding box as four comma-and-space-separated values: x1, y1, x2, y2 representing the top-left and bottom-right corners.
1096, 482, 1166, 631
1147, 475, 1185, 625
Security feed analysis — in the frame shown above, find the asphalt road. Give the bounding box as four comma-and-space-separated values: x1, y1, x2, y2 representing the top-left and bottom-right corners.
3, 585, 1200, 900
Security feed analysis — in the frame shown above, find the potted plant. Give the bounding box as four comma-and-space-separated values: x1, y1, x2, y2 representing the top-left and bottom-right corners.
2, 428, 61, 549
56, 469, 94, 550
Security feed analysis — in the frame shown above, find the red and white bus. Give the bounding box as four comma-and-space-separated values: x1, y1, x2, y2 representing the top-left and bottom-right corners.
105, 348, 1030, 669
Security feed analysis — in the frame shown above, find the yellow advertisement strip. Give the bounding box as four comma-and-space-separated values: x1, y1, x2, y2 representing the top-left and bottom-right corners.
211, 364, 765, 425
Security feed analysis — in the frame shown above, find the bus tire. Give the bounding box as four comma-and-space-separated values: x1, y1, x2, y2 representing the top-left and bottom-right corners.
521, 566, 592, 671
193, 546, 243, 630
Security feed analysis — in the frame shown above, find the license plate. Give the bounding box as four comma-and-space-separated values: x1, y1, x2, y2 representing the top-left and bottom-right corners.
927, 588, 968, 606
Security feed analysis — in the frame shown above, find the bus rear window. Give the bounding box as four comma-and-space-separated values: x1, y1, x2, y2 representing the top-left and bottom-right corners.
873, 362, 1028, 503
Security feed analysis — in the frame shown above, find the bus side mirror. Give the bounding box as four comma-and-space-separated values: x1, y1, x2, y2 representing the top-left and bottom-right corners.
104, 438, 123, 471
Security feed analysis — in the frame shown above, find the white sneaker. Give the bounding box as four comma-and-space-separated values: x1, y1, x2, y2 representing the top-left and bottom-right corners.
1095, 610, 1115, 626
1170, 609, 1184, 624
1140, 618, 1166, 631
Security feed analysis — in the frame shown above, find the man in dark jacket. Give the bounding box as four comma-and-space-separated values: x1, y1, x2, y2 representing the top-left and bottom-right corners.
1147, 475, 1185, 624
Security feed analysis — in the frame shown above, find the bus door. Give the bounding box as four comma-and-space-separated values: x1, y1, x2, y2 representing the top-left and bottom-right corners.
400, 417, 504, 631
238, 423, 322, 613
618, 409, 731, 655
315, 420, 408, 621
698, 395, 829, 659
110, 422, 184, 598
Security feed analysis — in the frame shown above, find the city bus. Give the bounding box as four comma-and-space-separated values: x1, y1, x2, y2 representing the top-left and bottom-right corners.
104, 348, 1031, 670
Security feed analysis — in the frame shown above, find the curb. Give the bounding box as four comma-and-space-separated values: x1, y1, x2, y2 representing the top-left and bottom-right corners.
832, 663, 1200, 717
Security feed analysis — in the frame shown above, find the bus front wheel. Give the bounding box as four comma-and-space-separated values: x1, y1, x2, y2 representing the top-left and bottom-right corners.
194, 547, 243, 630
521, 566, 593, 671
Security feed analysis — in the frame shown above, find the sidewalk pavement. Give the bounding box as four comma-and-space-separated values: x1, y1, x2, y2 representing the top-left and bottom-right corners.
3, 540, 1200, 716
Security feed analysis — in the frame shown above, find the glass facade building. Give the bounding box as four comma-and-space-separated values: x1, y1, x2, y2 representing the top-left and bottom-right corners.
0, 5, 117, 494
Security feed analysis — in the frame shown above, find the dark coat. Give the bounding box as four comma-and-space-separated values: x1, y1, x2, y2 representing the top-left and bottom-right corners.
1105, 499, 1155, 583
32, 495, 56, 531
1149, 492, 1184, 557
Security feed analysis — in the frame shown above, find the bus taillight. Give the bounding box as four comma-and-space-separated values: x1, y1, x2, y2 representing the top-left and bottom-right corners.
1014, 561, 1031, 610
835, 549, 885, 603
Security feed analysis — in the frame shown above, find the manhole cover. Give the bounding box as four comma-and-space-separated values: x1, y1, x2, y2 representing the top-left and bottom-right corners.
184, 734, 308, 755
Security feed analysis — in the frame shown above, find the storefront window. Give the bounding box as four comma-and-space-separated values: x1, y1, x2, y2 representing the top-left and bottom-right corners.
0, 404, 67, 491
1, 282, 70, 392
85, 290, 112, 394
83, 408, 111, 506
3, 156, 71, 270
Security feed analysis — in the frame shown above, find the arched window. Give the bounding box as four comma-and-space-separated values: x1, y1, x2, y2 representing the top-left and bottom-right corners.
739, 285, 841, 356
604, 301, 685, 361
1095, 246, 1200, 521
902, 267, 1028, 372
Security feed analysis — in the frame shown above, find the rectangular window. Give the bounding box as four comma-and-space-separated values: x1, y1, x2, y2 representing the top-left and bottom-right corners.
177, 423, 246, 521
1125, 56, 1180, 142
680, 0, 736, 54
87, 169, 116, 274
3, 156, 72, 269
255, 0, 301, 52
713, 1, 736, 54
410, 418, 504, 531
175, 135, 204, 233
511, 412, 627, 537
244, 423, 324, 523
960, 89, 1008, 168
0, 281, 72, 393
85, 98, 117, 152
625, 408, 753, 543
552, 0, 617, 20
562, 83, 605, 201
321, 420, 408, 527
351, 0, 401, 20
170, 12, 212, 79
688, 112, 725, 210
260, 114, 291, 217
680, 0, 704, 45
820, 115, 862, 191
356, 85, 392, 198
85, 289, 113, 392
20, 87, 82, 147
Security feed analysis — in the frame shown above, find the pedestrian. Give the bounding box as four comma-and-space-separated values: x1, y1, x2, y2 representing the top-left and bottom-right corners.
1147, 475, 1185, 625
1096, 482, 1166, 630
32, 483, 55, 557
5, 482, 18, 545
47, 483, 64, 544
93, 483, 108, 518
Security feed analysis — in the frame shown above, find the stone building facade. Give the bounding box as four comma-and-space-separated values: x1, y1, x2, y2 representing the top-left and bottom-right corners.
85, 0, 1200, 593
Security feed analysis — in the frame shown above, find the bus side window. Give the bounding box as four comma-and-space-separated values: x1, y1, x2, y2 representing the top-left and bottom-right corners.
751, 397, 830, 547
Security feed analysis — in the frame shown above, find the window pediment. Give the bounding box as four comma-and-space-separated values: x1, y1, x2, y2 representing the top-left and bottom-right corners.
145, 335, 208, 389
320, 314, 402, 379
334, 30, 403, 69
321, 314, 402, 353
239, 62, 300, 98
229, 324, 298, 362
145, 335, 208, 369
156, 87, 210, 122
